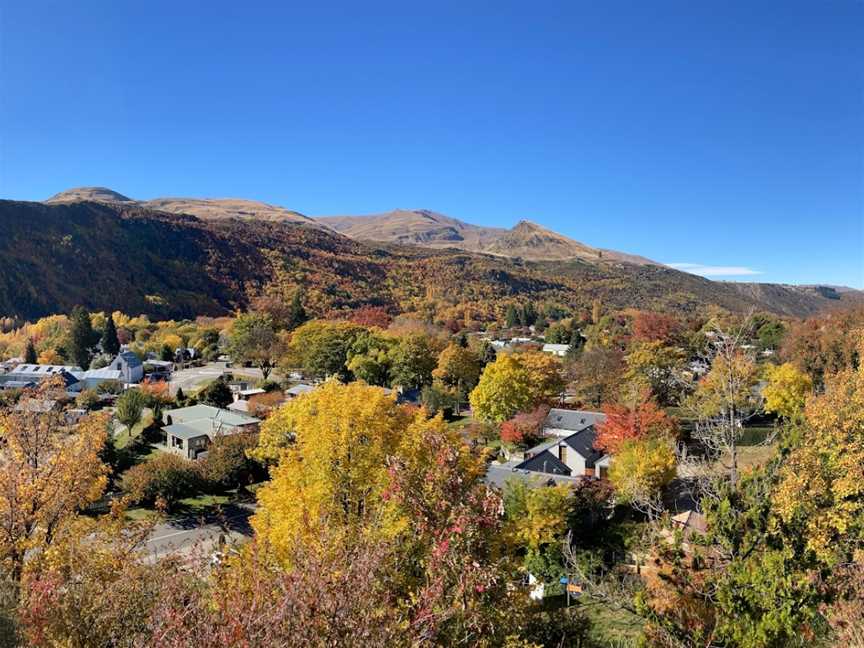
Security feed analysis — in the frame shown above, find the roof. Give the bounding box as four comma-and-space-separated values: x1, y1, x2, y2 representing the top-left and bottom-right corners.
485, 461, 585, 489
10, 364, 82, 375
544, 408, 606, 433
516, 450, 572, 475
228, 400, 250, 412
542, 343, 569, 352
164, 404, 259, 427
239, 388, 266, 397
286, 384, 315, 396
672, 510, 708, 535
115, 351, 143, 368
163, 420, 217, 440
78, 368, 123, 381
14, 399, 59, 413
563, 426, 606, 468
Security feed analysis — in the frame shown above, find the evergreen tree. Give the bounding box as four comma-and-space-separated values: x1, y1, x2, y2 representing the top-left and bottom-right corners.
504, 304, 519, 328
100, 313, 120, 356
479, 340, 497, 368
567, 327, 585, 357
522, 302, 537, 327
457, 332, 469, 348
68, 306, 95, 369
24, 338, 37, 364
286, 291, 308, 331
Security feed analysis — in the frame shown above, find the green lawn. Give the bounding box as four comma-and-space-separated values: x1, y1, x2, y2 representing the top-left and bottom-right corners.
577, 595, 644, 645
114, 409, 154, 450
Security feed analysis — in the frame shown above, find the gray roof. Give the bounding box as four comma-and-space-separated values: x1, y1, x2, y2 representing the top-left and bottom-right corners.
562, 425, 605, 468
10, 364, 82, 375
164, 404, 259, 427
544, 408, 606, 432
163, 420, 215, 440
286, 384, 315, 396
516, 450, 572, 475
485, 461, 585, 490
116, 351, 143, 368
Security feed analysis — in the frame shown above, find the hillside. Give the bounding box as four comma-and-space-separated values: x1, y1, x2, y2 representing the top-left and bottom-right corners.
317, 210, 659, 264
47, 186, 319, 226
0, 199, 859, 321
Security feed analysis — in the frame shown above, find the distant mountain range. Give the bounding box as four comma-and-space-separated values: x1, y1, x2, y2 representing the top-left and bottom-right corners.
0, 186, 854, 321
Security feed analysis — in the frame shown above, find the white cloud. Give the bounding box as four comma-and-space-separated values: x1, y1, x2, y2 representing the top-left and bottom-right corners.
667, 263, 763, 277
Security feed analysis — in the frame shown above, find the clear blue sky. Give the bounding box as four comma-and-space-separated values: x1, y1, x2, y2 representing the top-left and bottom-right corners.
1, 1, 862, 286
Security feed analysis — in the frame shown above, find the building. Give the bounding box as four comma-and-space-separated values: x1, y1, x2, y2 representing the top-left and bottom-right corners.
486, 408, 612, 487
162, 404, 260, 460
109, 351, 144, 384
541, 343, 570, 357
71, 368, 123, 391
285, 383, 315, 399
0, 364, 82, 391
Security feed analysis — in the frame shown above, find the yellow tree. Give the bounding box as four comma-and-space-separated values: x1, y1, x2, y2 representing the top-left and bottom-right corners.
763, 362, 813, 422
0, 378, 109, 581
608, 438, 676, 518
469, 354, 535, 422
251, 381, 414, 560
517, 351, 565, 402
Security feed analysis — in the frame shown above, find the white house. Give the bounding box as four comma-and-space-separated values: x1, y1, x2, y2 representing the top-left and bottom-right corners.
541, 343, 569, 357
162, 404, 259, 460
108, 351, 144, 384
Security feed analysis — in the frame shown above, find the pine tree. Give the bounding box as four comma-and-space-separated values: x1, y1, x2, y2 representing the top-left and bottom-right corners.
504, 304, 519, 328
286, 290, 308, 331
68, 306, 95, 369
100, 313, 120, 356
24, 338, 37, 364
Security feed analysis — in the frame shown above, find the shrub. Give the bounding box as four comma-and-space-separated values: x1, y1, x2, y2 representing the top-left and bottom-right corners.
75, 389, 100, 411
200, 432, 263, 490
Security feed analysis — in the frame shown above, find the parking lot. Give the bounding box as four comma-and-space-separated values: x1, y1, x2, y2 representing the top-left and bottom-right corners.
168, 362, 264, 396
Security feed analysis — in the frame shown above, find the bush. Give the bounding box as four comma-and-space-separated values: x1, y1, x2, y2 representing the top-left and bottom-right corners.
121, 453, 202, 509
420, 384, 457, 418
97, 380, 124, 395
199, 378, 232, 409
75, 389, 100, 411
199, 432, 263, 490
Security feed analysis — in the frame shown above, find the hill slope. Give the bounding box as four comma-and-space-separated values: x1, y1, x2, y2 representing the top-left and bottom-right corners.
0, 199, 859, 321
317, 210, 659, 264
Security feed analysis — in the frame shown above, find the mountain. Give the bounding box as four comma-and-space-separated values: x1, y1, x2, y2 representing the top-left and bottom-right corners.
317, 210, 659, 265
0, 198, 860, 321
47, 186, 319, 226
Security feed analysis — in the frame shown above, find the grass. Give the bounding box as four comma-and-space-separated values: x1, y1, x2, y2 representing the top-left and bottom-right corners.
113, 408, 154, 450
577, 595, 644, 645
176, 493, 233, 514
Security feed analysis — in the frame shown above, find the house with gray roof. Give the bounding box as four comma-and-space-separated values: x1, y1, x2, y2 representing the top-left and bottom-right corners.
161, 404, 259, 460
108, 351, 144, 384
0, 364, 82, 390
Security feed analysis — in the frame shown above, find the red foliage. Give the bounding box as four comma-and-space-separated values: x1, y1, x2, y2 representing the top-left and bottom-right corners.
499, 405, 549, 446
632, 311, 682, 344
594, 397, 677, 454
347, 306, 393, 329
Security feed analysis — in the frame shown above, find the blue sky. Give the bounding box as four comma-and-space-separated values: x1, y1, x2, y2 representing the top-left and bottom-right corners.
1, 1, 862, 286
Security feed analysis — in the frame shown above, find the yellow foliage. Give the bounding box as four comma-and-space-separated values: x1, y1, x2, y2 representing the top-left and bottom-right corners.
763, 362, 813, 421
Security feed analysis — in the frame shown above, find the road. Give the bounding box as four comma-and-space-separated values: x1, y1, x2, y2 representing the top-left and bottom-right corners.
168, 361, 264, 396
145, 502, 256, 559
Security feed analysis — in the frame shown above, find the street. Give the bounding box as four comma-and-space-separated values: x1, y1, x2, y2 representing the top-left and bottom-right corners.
168, 361, 264, 396
145, 502, 256, 559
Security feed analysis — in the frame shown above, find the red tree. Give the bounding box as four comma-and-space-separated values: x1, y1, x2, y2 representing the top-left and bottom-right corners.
632, 311, 682, 344
594, 397, 677, 454
499, 406, 549, 446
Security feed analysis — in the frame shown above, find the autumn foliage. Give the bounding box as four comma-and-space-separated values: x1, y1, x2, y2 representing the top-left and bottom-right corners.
500, 406, 549, 446
594, 395, 677, 454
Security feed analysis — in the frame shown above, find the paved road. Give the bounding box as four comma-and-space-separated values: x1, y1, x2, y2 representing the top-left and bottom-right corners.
168, 362, 264, 396
145, 502, 256, 559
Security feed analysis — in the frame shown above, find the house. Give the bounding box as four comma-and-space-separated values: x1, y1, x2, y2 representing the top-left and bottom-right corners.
285, 383, 315, 399
108, 351, 144, 384
161, 404, 260, 460
541, 343, 569, 357
512, 408, 611, 479
143, 359, 174, 375
0, 364, 82, 390
71, 368, 123, 392
228, 387, 267, 413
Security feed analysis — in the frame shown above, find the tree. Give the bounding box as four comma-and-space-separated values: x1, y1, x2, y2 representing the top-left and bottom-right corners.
432, 343, 481, 410
199, 377, 233, 409
23, 338, 37, 364
121, 453, 202, 509
632, 311, 682, 345
115, 388, 145, 435
566, 346, 624, 407
286, 290, 308, 331
67, 306, 95, 369
594, 395, 677, 455
517, 351, 565, 401
504, 304, 519, 328
762, 362, 812, 422
388, 334, 438, 390
227, 313, 280, 380
200, 431, 262, 490
251, 381, 413, 554
469, 354, 535, 422
608, 438, 676, 517
499, 405, 549, 447
0, 378, 109, 581
686, 327, 761, 489
623, 340, 685, 405
287, 320, 366, 381
100, 313, 120, 356
345, 331, 395, 386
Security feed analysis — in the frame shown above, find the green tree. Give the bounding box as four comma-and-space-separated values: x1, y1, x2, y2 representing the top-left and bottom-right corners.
24, 338, 37, 364
287, 320, 366, 380
345, 331, 395, 386
115, 388, 146, 436
199, 378, 233, 409
227, 313, 280, 380
286, 290, 308, 330
100, 313, 120, 356
389, 334, 438, 390
68, 306, 95, 369
504, 304, 519, 328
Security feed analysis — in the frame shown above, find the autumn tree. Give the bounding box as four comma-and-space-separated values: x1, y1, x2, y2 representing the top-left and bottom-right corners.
251, 381, 413, 555
762, 362, 812, 423
594, 394, 678, 455
0, 378, 109, 582
499, 405, 548, 447
566, 346, 624, 407
287, 320, 365, 381
608, 437, 676, 517
517, 350, 565, 402
623, 340, 685, 405
388, 334, 439, 390
632, 311, 682, 345
469, 354, 535, 422
227, 312, 280, 380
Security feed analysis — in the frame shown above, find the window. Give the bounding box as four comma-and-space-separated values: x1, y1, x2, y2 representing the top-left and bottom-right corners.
558, 445, 567, 464
599, 465, 609, 480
